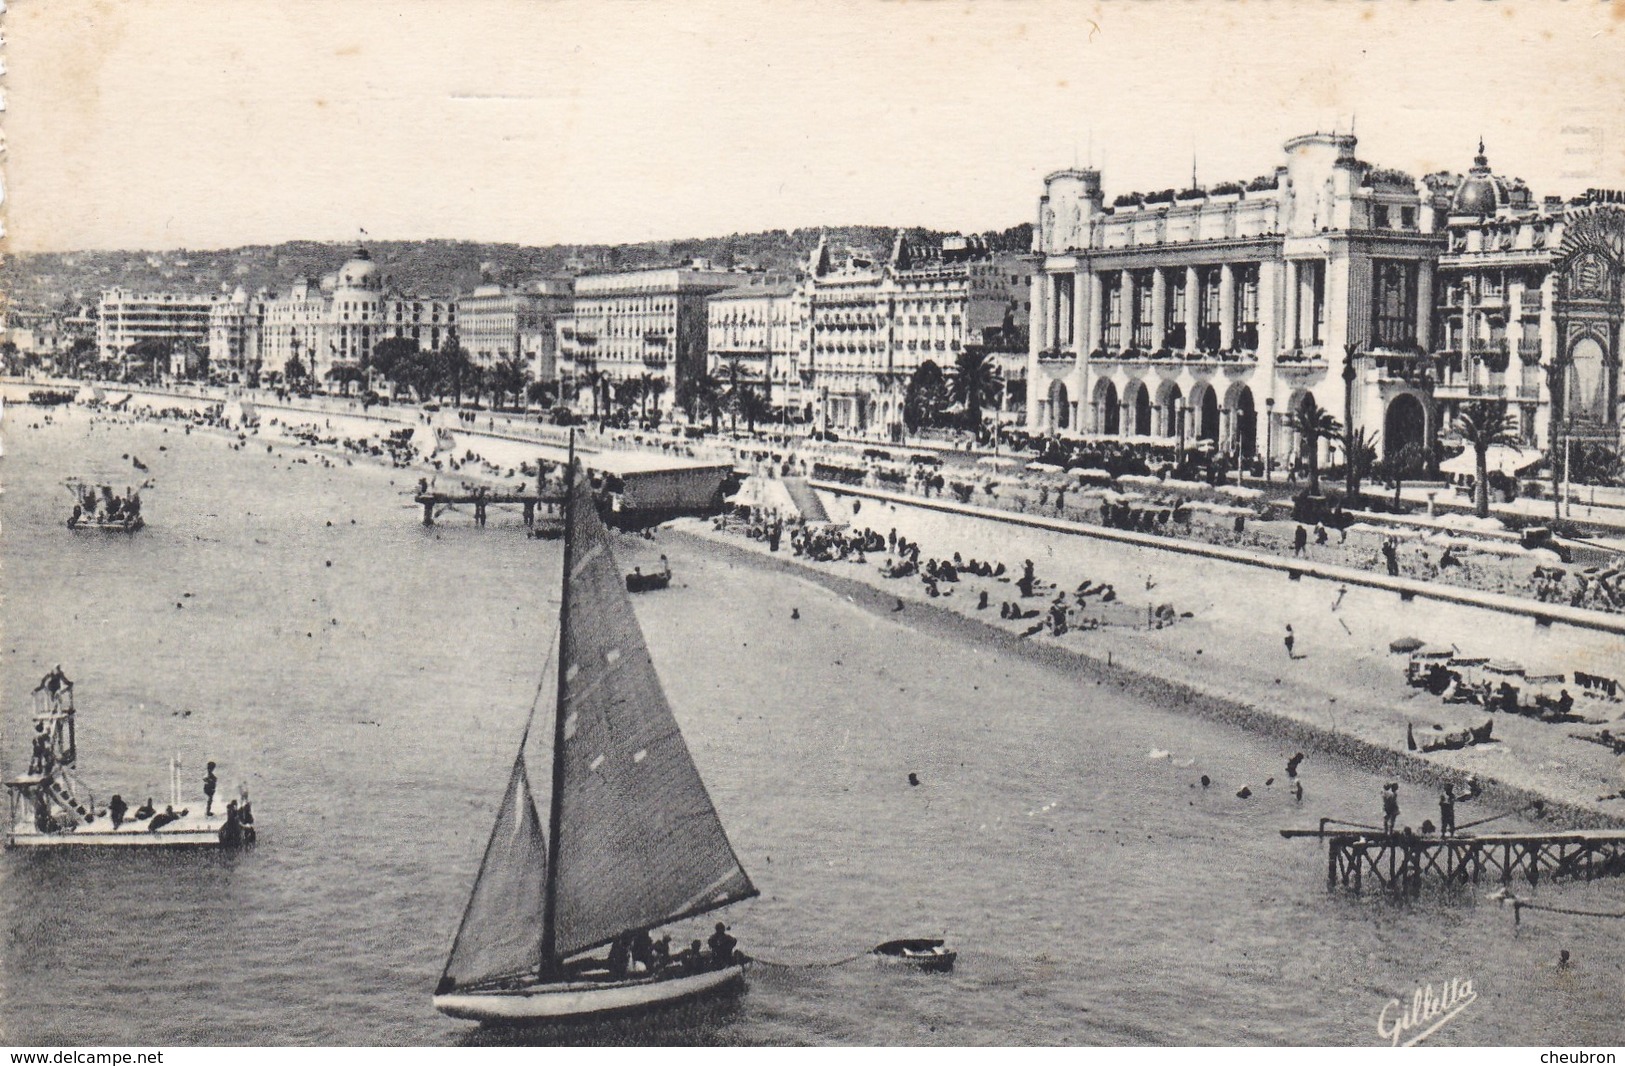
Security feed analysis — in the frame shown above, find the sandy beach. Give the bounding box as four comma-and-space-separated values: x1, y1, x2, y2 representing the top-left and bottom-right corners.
684, 492, 1625, 826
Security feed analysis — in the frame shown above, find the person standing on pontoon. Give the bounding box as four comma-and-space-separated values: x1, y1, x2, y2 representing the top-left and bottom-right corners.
203, 762, 218, 816
34, 665, 73, 708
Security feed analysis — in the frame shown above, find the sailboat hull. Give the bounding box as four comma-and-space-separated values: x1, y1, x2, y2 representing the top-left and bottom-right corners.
434, 963, 747, 1024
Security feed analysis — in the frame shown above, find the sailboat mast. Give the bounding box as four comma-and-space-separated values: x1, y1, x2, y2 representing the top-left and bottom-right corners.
539, 430, 575, 969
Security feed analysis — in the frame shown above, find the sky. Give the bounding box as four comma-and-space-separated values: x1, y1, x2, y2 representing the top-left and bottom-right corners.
7, 0, 1625, 254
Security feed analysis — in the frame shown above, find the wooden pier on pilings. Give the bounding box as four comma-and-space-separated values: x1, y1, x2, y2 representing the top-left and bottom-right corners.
1281, 826, 1625, 897
415, 491, 564, 529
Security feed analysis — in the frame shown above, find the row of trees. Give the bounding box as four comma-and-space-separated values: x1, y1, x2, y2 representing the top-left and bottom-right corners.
1289, 386, 1521, 519
279, 331, 551, 408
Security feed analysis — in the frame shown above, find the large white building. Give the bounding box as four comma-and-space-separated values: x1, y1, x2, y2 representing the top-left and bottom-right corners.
705, 277, 804, 411
208, 287, 263, 382
97, 288, 214, 373
555, 266, 740, 415
1028, 132, 1625, 469
455, 277, 574, 385
803, 233, 1031, 437
259, 247, 455, 386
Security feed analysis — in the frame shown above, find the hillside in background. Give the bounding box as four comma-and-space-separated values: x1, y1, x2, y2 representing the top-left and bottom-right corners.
1, 223, 1032, 309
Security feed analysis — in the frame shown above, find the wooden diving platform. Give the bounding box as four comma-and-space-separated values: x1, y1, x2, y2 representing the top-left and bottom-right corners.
415, 492, 564, 528
1281, 825, 1625, 897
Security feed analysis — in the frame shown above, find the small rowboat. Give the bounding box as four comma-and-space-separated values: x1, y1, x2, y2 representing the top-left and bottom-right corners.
625, 570, 671, 594
872, 939, 956, 973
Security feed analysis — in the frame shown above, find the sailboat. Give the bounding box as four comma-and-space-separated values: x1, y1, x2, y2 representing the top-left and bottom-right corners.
434, 451, 758, 1024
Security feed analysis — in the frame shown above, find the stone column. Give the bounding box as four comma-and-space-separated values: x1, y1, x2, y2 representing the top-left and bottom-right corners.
1300, 261, 1321, 348
1415, 261, 1435, 351
1027, 270, 1047, 431
1085, 272, 1104, 354
1219, 263, 1237, 350
1151, 268, 1168, 349
1184, 265, 1200, 353
1121, 270, 1136, 348
1283, 261, 1300, 352
1073, 270, 1089, 359
1257, 259, 1280, 372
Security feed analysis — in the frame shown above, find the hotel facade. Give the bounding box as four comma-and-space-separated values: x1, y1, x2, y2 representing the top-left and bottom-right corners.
1027, 132, 1625, 466
455, 277, 574, 385
258, 247, 456, 385
802, 234, 1032, 438
554, 266, 740, 412
97, 289, 214, 372
704, 277, 805, 411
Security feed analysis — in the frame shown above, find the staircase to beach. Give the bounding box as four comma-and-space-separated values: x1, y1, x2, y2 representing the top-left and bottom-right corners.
780, 478, 830, 523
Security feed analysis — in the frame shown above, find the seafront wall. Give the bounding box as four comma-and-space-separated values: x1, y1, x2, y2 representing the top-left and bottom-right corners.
813, 482, 1625, 638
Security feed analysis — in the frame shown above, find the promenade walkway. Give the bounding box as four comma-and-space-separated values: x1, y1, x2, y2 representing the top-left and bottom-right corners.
814, 481, 1625, 637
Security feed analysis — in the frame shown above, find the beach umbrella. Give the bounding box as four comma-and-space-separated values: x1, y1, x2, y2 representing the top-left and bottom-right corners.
1485, 659, 1527, 676
1388, 636, 1425, 654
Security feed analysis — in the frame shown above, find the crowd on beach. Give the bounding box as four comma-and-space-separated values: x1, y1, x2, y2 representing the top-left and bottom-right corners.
729, 509, 1181, 641
821, 448, 1625, 618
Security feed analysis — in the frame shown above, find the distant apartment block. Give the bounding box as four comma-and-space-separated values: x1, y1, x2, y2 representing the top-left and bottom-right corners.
556, 266, 739, 414
456, 277, 574, 385
97, 288, 213, 370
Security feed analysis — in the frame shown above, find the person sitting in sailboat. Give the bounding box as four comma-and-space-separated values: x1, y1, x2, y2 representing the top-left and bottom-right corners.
132, 798, 156, 822
629, 930, 655, 974
708, 923, 739, 967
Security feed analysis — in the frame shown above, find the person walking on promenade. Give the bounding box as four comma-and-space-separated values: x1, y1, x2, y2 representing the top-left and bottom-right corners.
1292, 524, 1308, 556
1283, 624, 1296, 659
1382, 783, 1400, 835
1439, 783, 1456, 837
1382, 538, 1399, 577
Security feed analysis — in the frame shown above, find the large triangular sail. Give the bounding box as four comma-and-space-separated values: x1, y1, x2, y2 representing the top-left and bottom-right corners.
438, 756, 550, 992
546, 470, 756, 960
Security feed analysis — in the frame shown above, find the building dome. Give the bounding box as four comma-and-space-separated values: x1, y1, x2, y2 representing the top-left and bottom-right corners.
1451, 140, 1509, 217
336, 246, 381, 291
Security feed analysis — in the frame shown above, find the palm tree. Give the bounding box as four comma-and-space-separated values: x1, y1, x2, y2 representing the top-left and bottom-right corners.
904, 360, 950, 433
581, 368, 609, 420
1454, 400, 1521, 519
1343, 427, 1380, 500
722, 357, 754, 435
1376, 441, 1427, 510
636, 372, 659, 419
440, 340, 472, 404
737, 385, 771, 433
689, 370, 723, 432
371, 336, 419, 399
488, 354, 528, 409
646, 377, 669, 423
951, 348, 1002, 427
1283, 395, 1344, 497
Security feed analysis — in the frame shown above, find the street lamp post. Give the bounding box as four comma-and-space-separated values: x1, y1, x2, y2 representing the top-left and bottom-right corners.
1342, 343, 1359, 500
1264, 396, 1276, 483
